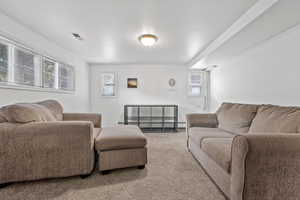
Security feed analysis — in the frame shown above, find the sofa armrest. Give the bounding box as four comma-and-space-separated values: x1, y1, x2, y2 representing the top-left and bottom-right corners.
186, 113, 218, 128
231, 133, 300, 200
63, 113, 102, 128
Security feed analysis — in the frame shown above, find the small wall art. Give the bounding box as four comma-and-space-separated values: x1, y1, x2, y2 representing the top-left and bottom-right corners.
127, 78, 138, 88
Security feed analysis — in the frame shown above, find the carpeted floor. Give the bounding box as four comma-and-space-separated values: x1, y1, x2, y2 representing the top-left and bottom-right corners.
0, 132, 226, 200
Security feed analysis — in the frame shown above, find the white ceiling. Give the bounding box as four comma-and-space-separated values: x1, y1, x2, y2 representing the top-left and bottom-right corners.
0, 0, 258, 65
204, 0, 300, 66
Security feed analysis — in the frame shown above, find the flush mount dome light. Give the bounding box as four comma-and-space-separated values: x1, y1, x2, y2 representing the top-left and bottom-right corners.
138, 34, 158, 47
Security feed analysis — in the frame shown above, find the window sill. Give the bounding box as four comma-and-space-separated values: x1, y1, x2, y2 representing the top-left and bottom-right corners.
0, 82, 75, 94
101, 95, 118, 98
187, 95, 202, 97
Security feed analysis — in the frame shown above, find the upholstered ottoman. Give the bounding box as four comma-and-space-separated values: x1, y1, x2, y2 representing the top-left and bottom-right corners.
95, 125, 147, 174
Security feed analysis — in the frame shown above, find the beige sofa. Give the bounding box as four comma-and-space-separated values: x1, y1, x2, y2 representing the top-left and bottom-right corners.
186, 103, 300, 200
0, 100, 101, 186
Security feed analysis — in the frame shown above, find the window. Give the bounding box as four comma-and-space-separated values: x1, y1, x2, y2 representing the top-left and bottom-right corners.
187, 71, 210, 110
188, 72, 202, 97
0, 42, 9, 82
43, 58, 57, 88
0, 35, 76, 92
59, 64, 74, 91
14, 47, 39, 86
101, 73, 116, 97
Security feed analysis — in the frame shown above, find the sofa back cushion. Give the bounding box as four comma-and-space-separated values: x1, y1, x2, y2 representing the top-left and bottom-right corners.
249, 105, 300, 133
0, 110, 7, 123
217, 103, 259, 134
1, 103, 57, 123
37, 100, 63, 120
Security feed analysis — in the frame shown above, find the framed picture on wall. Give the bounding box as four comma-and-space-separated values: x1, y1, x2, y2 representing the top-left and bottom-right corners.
127, 78, 138, 88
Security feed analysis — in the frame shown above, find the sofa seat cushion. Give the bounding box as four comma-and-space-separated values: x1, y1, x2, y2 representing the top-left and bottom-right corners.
95, 125, 147, 151
249, 105, 300, 133
201, 137, 233, 173
189, 127, 234, 147
216, 103, 259, 134
1, 103, 56, 123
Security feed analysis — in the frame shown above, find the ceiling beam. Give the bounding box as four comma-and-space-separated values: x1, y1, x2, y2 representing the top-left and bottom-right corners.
187, 0, 279, 68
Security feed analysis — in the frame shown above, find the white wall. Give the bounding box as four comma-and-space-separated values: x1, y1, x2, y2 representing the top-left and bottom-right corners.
90, 64, 205, 127
0, 12, 90, 112
210, 24, 300, 111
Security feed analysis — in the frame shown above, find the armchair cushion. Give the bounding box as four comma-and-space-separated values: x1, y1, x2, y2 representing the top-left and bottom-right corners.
37, 100, 63, 120
216, 103, 259, 134
1, 103, 56, 123
0, 110, 7, 123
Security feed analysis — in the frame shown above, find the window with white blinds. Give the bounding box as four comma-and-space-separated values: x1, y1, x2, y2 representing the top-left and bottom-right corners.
0, 43, 8, 82
187, 71, 209, 110
187, 72, 202, 97
59, 64, 74, 91
14, 47, 38, 86
43, 58, 57, 89
0, 35, 75, 92
101, 73, 116, 97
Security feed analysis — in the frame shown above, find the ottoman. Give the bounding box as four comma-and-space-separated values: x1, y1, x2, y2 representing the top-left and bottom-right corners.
95, 125, 147, 173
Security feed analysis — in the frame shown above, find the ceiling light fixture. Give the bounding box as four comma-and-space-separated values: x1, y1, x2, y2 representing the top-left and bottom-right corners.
138, 34, 158, 47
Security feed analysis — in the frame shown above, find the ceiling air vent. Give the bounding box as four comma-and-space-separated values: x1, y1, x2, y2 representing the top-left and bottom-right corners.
72, 33, 83, 41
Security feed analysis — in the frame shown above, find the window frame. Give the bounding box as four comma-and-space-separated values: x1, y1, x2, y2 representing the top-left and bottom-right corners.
0, 40, 9, 83
58, 63, 75, 91
187, 71, 202, 97
0, 34, 76, 94
42, 57, 58, 89
100, 72, 117, 97
13, 45, 40, 87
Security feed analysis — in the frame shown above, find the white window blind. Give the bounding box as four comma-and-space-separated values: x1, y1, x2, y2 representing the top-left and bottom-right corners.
43, 58, 57, 89
59, 64, 74, 91
187, 71, 210, 110
0, 35, 76, 93
101, 73, 116, 97
14, 47, 39, 86
188, 72, 202, 97
0, 42, 8, 82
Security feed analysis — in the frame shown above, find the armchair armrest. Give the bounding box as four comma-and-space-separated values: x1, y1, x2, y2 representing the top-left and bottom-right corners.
63, 113, 102, 128
186, 113, 218, 128
231, 133, 300, 200
0, 121, 94, 151
0, 121, 94, 183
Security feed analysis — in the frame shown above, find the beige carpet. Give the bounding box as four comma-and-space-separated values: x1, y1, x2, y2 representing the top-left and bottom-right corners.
0, 132, 226, 200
